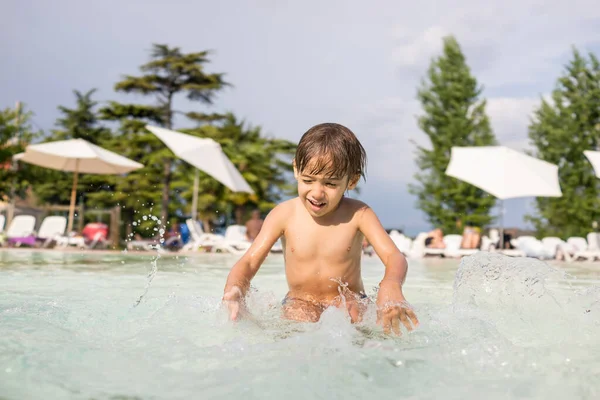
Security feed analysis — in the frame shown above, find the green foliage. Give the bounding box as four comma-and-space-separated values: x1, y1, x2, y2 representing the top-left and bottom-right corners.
111, 43, 228, 223
83, 119, 166, 236
0, 104, 40, 201
527, 49, 600, 238
30, 89, 111, 206
173, 114, 296, 224
409, 36, 497, 233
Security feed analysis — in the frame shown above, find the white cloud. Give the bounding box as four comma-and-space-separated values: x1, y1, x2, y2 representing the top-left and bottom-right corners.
347, 96, 545, 184
486, 97, 540, 151
388, 0, 600, 88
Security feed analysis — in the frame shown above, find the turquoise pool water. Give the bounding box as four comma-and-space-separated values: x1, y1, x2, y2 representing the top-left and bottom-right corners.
0, 250, 599, 399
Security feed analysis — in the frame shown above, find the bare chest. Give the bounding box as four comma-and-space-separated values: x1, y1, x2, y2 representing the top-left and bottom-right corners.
283, 220, 363, 262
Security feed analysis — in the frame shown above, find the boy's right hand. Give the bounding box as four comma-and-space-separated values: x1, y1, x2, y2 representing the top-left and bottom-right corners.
222, 286, 244, 321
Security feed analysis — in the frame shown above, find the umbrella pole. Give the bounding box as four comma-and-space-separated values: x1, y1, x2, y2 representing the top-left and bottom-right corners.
67, 160, 80, 234
191, 169, 199, 221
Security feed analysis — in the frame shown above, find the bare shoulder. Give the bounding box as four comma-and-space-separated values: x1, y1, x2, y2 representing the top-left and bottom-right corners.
341, 197, 371, 217
271, 198, 298, 214
264, 198, 298, 230
341, 198, 385, 233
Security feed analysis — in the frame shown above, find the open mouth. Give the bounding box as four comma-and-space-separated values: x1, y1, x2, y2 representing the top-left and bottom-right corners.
307, 198, 326, 210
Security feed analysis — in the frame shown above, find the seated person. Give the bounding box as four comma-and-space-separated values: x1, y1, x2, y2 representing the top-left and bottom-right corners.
245, 209, 264, 242
82, 222, 108, 243
163, 221, 182, 250
425, 228, 445, 248
460, 225, 481, 249
500, 231, 514, 249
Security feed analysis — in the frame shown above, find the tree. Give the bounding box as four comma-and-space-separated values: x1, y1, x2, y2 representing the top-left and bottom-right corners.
31, 89, 111, 206
110, 43, 228, 224
172, 114, 296, 229
410, 36, 497, 234
527, 49, 600, 238
0, 103, 39, 202
83, 117, 167, 238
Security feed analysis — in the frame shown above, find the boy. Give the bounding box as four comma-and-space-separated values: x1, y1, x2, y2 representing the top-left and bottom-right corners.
223, 123, 418, 335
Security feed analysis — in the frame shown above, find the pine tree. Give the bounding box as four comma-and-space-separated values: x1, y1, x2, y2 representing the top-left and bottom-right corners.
527, 49, 600, 238
108, 44, 228, 224
31, 89, 111, 206
410, 36, 497, 233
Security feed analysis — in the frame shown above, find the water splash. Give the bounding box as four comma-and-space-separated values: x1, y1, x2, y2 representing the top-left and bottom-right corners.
133, 252, 160, 307
129, 213, 167, 307
452, 252, 599, 346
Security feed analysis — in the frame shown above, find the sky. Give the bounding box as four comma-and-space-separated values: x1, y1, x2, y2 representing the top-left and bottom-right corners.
2, 0, 600, 235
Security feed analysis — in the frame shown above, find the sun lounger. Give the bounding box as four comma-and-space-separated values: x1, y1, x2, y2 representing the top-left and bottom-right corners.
5, 215, 36, 247
55, 234, 87, 249
127, 238, 160, 251
181, 219, 225, 252
439, 234, 481, 258
35, 216, 68, 247
408, 232, 439, 258
566, 234, 600, 261
389, 230, 412, 256
211, 225, 252, 255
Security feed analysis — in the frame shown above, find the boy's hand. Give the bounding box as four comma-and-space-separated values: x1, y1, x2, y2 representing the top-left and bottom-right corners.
376, 280, 419, 335
222, 286, 244, 321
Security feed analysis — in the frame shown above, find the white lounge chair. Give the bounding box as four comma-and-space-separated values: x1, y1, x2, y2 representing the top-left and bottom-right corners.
0, 214, 5, 245
181, 219, 225, 252
442, 234, 481, 258
389, 230, 412, 256
540, 236, 575, 261
37, 216, 67, 247
211, 225, 252, 255
5, 215, 36, 246
507, 236, 552, 259
482, 229, 524, 257
567, 234, 600, 261
408, 232, 437, 258
126, 237, 160, 251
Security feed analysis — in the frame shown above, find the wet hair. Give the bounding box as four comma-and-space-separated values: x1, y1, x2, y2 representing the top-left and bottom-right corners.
294, 123, 367, 181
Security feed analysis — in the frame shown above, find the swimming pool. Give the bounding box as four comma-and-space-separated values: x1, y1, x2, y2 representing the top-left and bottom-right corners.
1, 249, 599, 399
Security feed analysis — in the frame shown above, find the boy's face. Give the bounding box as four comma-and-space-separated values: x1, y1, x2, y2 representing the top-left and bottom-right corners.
294, 160, 358, 218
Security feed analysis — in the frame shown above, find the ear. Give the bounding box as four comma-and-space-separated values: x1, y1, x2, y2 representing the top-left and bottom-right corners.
346, 174, 360, 190
292, 160, 298, 180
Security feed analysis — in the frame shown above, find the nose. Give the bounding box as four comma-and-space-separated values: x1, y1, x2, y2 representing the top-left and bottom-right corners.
311, 183, 326, 199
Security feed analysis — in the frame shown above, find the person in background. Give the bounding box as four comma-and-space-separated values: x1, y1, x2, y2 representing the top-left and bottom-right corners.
164, 218, 182, 250
425, 228, 445, 248
456, 218, 481, 249
245, 209, 264, 242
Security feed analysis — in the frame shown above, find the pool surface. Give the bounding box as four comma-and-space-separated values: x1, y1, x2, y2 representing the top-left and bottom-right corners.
1, 249, 599, 399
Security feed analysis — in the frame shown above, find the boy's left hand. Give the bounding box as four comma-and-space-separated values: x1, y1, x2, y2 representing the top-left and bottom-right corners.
376, 280, 419, 335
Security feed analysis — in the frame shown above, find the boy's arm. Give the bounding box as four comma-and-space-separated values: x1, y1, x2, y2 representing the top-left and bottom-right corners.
224, 203, 287, 297
358, 205, 419, 334
358, 206, 407, 284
